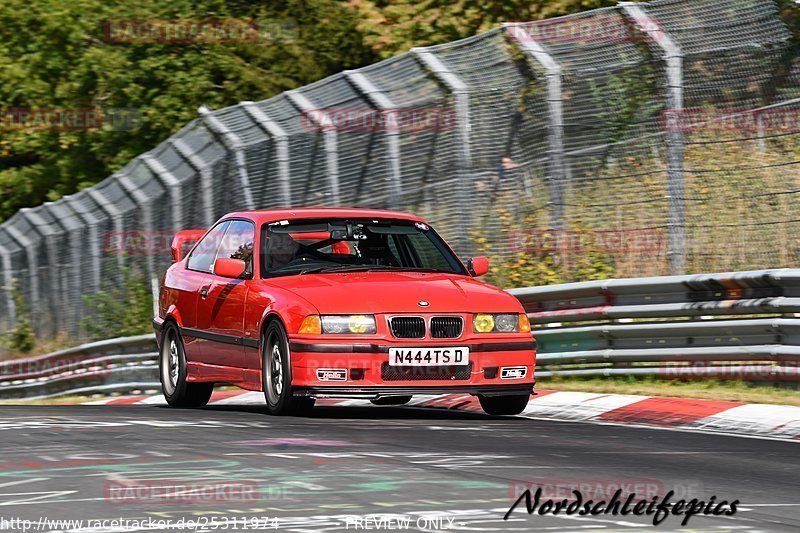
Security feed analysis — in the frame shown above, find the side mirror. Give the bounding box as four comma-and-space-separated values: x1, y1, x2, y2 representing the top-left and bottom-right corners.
171, 229, 206, 262
214, 258, 247, 279
468, 256, 489, 277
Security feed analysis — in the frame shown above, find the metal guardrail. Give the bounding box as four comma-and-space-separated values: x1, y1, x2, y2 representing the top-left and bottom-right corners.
510, 269, 800, 380
2, 269, 800, 399
0, 334, 159, 399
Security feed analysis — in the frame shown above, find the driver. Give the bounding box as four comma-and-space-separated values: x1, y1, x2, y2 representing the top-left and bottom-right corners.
268, 232, 300, 269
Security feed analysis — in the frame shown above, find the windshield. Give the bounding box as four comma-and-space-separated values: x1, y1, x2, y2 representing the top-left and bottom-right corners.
260, 218, 468, 278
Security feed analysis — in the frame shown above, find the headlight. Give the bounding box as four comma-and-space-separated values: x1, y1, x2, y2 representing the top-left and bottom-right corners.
320, 315, 376, 334
473, 314, 495, 333
473, 313, 528, 333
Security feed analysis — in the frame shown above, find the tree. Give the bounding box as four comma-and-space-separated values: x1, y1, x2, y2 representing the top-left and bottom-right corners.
0, 0, 376, 220
347, 0, 616, 59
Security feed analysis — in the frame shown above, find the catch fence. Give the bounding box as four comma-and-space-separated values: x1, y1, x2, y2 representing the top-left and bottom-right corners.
0, 0, 798, 338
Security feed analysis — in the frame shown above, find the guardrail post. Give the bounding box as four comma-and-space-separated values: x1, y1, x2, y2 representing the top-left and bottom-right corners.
412, 48, 473, 253
620, 2, 685, 274
240, 102, 292, 206
504, 23, 565, 230
345, 71, 404, 210
198, 106, 256, 210
285, 91, 340, 205
141, 154, 184, 232
169, 138, 216, 228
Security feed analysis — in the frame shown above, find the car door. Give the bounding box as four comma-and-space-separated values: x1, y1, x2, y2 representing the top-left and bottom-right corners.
196, 219, 255, 371
181, 221, 229, 363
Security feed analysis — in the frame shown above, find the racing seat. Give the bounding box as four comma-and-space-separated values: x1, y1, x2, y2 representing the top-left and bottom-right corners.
359, 235, 400, 266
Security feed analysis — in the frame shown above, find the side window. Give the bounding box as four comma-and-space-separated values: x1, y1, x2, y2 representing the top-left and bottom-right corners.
187, 222, 229, 273
214, 220, 255, 276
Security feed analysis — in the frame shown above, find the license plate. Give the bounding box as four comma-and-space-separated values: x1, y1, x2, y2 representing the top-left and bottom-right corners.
388, 347, 469, 366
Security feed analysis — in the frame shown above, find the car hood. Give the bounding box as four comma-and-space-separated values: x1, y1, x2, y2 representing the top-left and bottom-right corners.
266, 272, 522, 314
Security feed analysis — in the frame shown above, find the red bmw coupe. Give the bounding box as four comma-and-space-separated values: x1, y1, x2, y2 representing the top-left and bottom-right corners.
153, 208, 536, 416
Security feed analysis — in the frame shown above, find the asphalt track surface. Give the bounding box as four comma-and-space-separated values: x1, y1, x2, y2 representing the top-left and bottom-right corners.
0, 402, 798, 532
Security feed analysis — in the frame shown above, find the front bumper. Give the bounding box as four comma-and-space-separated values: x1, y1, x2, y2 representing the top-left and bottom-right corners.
288, 337, 536, 395
293, 384, 534, 400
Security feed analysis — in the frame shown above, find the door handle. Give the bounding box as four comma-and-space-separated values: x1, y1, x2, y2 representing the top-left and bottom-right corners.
200, 287, 209, 298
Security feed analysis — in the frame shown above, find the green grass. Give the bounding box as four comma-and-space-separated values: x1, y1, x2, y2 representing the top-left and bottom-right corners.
539, 375, 800, 406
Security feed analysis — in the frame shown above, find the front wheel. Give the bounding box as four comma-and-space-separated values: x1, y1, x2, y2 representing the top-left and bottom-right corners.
159, 323, 213, 407
262, 321, 315, 416
478, 394, 530, 416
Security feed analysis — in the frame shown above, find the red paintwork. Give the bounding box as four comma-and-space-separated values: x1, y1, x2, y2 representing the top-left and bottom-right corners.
214, 257, 246, 278
470, 256, 490, 276
153, 208, 536, 395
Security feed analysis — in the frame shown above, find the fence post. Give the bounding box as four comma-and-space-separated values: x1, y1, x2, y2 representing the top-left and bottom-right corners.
286, 91, 340, 205
20, 208, 63, 333
62, 195, 102, 292
620, 2, 686, 274
241, 102, 292, 206
504, 23, 565, 230
116, 172, 156, 283
198, 106, 256, 210
4, 223, 38, 309
0, 239, 15, 325
43, 200, 85, 335
169, 138, 216, 228
345, 71, 404, 209
412, 48, 473, 254
141, 154, 184, 232
87, 188, 126, 273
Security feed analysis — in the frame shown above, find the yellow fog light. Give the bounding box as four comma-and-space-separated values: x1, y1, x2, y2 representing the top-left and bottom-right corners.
348, 315, 373, 334
473, 314, 495, 333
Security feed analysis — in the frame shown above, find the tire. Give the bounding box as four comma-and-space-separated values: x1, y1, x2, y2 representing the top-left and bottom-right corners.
262, 320, 315, 416
478, 394, 530, 416
159, 323, 214, 408
370, 396, 412, 406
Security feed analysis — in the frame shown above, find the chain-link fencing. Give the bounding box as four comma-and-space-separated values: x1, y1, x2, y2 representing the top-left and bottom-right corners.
1, 0, 798, 339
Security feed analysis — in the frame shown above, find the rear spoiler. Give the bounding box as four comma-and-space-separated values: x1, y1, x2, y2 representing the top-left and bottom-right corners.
170, 229, 206, 262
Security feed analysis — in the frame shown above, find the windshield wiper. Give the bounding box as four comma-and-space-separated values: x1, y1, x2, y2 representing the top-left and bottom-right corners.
297, 265, 375, 275
370, 267, 449, 273
300, 265, 450, 275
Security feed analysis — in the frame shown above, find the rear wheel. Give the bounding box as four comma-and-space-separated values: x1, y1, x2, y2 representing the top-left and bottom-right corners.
159, 323, 213, 407
262, 321, 315, 416
478, 394, 530, 416
370, 396, 412, 406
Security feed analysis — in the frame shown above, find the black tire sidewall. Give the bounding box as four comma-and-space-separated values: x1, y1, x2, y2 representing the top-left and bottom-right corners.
479, 394, 530, 416
160, 323, 189, 405
262, 321, 294, 414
